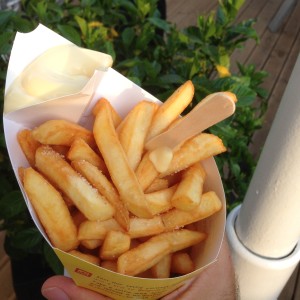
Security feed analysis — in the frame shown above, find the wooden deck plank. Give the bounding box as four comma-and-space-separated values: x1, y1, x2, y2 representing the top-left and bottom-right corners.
251, 31, 300, 156
293, 267, 300, 300
259, 0, 300, 92
0, 260, 16, 300
166, 0, 218, 29
250, 1, 300, 154
231, 0, 283, 73
0, 231, 16, 300
279, 265, 300, 300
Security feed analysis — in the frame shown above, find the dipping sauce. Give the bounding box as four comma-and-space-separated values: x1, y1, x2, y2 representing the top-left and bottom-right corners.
4, 44, 113, 113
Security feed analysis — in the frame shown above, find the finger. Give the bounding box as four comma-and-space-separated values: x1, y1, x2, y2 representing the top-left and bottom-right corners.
41, 275, 111, 300
161, 278, 195, 300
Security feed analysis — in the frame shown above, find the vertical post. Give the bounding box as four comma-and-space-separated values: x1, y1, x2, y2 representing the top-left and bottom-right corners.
226, 55, 300, 299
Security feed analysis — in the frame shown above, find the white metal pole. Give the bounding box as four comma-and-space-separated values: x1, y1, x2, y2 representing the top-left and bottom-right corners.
226, 54, 300, 299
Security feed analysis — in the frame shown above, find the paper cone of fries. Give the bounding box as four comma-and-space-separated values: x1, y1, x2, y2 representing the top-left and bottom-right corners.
3, 24, 226, 300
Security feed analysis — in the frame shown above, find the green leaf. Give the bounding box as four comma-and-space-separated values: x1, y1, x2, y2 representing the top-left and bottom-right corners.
228, 25, 258, 41
136, 0, 151, 17
136, 23, 154, 49
121, 27, 135, 49
57, 25, 82, 46
43, 242, 64, 275
256, 86, 269, 99
127, 76, 141, 86
103, 41, 116, 60
148, 17, 171, 33
216, 4, 227, 25
0, 32, 12, 55
0, 10, 15, 28
10, 16, 35, 33
0, 191, 26, 219
74, 15, 88, 37
230, 161, 241, 177
81, 0, 97, 7
159, 74, 184, 84
116, 58, 140, 68
235, 0, 246, 10
11, 227, 43, 250
233, 85, 256, 106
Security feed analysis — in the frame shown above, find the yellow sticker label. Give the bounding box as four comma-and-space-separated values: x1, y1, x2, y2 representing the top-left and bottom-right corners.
54, 248, 194, 300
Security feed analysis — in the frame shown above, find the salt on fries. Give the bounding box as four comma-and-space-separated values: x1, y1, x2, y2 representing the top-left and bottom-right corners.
17, 81, 232, 278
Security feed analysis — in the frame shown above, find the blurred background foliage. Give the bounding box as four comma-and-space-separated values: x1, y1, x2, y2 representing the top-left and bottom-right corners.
0, 0, 268, 273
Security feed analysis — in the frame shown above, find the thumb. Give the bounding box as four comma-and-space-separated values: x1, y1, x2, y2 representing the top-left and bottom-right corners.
41, 275, 110, 300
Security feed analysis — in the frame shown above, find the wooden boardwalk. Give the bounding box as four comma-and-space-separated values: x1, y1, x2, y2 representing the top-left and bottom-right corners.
166, 0, 300, 298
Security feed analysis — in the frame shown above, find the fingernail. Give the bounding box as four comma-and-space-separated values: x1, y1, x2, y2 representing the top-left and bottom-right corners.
42, 287, 70, 300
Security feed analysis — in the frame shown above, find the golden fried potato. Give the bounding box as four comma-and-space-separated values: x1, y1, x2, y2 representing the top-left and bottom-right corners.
35, 145, 115, 221
23, 167, 78, 251
162, 191, 222, 231
93, 100, 152, 218
100, 230, 131, 260
17, 129, 41, 166
171, 163, 206, 211
32, 119, 95, 147
71, 160, 130, 230
67, 138, 107, 174
117, 100, 158, 170
146, 80, 194, 141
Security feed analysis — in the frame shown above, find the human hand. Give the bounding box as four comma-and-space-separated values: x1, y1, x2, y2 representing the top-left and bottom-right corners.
41, 237, 237, 300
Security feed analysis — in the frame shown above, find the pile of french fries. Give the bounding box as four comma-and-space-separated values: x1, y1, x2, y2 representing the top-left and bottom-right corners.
17, 80, 228, 278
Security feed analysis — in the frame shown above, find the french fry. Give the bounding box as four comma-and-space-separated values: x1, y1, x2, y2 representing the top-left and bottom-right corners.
117, 101, 158, 170
162, 191, 222, 231
17, 129, 41, 166
117, 229, 205, 276
67, 138, 108, 174
171, 163, 206, 211
128, 216, 165, 239
32, 119, 95, 147
117, 234, 172, 276
145, 185, 177, 215
146, 80, 194, 141
78, 219, 123, 240
171, 252, 195, 275
23, 167, 78, 251
80, 239, 103, 250
161, 133, 226, 178
158, 229, 206, 253
92, 98, 122, 127
145, 178, 169, 193
18, 167, 25, 183
136, 133, 225, 191
71, 160, 130, 230
69, 250, 100, 266
135, 151, 159, 191
51, 145, 69, 156
62, 195, 76, 209
35, 145, 115, 221
100, 230, 131, 260
151, 254, 172, 278
71, 209, 87, 227
93, 100, 152, 218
